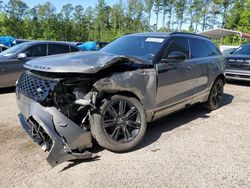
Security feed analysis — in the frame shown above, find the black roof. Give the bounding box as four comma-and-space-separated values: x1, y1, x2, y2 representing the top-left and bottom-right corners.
19, 40, 77, 47
127, 32, 210, 40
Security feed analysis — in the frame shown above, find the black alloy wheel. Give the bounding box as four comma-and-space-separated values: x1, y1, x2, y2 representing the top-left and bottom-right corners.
102, 100, 141, 143
90, 95, 147, 152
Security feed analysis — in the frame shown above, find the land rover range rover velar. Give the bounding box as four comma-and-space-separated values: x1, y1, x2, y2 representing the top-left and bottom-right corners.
16, 32, 225, 166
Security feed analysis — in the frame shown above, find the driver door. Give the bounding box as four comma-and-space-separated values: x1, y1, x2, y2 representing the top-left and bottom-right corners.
155, 37, 196, 116
9, 43, 48, 85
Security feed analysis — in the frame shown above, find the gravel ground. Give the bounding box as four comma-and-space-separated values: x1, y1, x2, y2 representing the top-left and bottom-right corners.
0, 81, 250, 188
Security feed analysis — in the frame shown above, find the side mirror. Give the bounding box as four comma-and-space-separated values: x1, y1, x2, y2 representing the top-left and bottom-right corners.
162, 51, 186, 62
17, 53, 27, 59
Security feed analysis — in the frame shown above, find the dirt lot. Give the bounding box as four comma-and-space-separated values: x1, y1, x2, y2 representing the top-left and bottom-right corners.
0, 81, 249, 188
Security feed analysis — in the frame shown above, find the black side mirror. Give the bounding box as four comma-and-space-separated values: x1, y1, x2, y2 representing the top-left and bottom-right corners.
162, 51, 186, 62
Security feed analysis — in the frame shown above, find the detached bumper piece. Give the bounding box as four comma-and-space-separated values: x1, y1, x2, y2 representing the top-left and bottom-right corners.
17, 92, 93, 167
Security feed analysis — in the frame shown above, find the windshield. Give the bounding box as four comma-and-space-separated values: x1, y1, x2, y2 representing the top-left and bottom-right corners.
100, 35, 166, 61
0, 43, 28, 56
232, 44, 250, 55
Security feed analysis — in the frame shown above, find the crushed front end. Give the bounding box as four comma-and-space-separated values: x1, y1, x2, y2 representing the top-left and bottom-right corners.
16, 71, 95, 167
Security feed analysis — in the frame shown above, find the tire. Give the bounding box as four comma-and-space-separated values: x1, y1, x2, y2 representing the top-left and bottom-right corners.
90, 95, 147, 152
205, 78, 224, 111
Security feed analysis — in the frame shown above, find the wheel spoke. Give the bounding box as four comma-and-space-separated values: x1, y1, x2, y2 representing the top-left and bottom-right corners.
107, 105, 118, 118
125, 107, 138, 119
103, 119, 116, 128
119, 100, 126, 116
127, 120, 140, 129
215, 96, 220, 105
111, 126, 120, 140
122, 127, 131, 141
212, 95, 217, 105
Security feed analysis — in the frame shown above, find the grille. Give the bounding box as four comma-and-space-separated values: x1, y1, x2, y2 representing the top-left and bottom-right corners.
17, 72, 58, 103
226, 59, 250, 71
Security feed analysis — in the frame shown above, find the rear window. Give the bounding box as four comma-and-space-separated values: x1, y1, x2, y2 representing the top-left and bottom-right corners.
48, 44, 70, 55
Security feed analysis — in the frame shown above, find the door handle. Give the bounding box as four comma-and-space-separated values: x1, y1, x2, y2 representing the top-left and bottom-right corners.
1, 69, 5, 72
186, 66, 191, 70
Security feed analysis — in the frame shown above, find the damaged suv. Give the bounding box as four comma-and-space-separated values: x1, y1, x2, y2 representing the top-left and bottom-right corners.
16, 32, 225, 166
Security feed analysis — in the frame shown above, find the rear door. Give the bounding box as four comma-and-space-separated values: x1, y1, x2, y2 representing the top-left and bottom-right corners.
9, 44, 48, 84
156, 37, 196, 111
188, 38, 221, 98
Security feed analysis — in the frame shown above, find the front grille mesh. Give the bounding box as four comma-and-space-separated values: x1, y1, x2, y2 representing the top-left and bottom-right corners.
226, 59, 250, 71
17, 72, 58, 103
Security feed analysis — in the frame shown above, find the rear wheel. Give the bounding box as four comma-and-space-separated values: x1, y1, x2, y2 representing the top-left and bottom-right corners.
205, 78, 224, 110
90, 95, 147, 152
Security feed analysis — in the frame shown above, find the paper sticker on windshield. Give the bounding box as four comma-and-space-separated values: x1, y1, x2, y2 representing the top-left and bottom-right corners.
145, 38, 164, 43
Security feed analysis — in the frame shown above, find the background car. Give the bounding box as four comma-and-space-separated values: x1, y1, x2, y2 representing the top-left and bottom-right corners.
225, 43, 250, 81
0, 41, 80, 88
0, 44, 9, 52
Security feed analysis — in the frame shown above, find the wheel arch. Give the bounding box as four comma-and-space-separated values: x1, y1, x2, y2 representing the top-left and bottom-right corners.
98, 91, 142, 105
215, 74, 226, 85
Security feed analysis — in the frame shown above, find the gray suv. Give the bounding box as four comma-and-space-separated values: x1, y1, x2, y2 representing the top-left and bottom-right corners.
16, 32, 225, 166
0, 41, 80, 88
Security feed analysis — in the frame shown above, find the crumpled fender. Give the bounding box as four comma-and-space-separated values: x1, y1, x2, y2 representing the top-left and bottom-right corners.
93, 68, 157, 121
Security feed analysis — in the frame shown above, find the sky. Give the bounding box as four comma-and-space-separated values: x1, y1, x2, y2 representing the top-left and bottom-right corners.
3, 0, 119, 11
2, 0, 186, 30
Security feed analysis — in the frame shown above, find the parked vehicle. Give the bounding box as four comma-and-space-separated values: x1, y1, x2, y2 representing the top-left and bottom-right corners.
0, 41, 80, 88
16, 32, 225, 166
0, 44, 8, 52
225, 43, 250, 81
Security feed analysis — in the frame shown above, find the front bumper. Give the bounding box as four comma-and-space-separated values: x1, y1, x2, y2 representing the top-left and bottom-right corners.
16, 91, 93, 167
225, 69, 250, 81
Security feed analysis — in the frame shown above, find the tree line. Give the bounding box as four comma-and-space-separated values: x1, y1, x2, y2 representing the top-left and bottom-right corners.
0, 0, 249, 42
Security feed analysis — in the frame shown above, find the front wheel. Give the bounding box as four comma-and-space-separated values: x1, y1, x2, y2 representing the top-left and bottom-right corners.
90, 95, 147, 152
205, 78, 224, 111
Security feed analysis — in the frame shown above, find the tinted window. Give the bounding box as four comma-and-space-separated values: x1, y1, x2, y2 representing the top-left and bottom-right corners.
232, 44, 250, 55
70, 46, 80, 52
206, 42, 221, 56
164, 37, 189, 59
24, 44, 47, 57
48, 44, 70, 55
190, 38, 219, 58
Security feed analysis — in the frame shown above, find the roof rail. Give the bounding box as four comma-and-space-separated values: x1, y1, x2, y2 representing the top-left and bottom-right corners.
170, 32, 211, 39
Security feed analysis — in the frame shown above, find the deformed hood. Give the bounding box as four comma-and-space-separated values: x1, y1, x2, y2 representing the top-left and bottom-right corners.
24, 51, 137, 74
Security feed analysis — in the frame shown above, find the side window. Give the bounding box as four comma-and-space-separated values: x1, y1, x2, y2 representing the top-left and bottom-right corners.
164, 37, 189, 59
70, 46, 80, 52
24, 44, 47, 57
206, 41, 221, 56
48, 44, 70, 55
190, 38, 219, 58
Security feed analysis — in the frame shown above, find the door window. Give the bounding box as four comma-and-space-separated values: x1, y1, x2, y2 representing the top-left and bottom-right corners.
24, 44, 47, 57
163, 37, 190, 59
190, 38, 220, 58
48, 44, 70, 55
